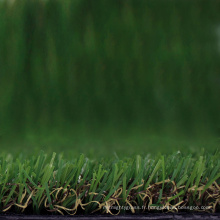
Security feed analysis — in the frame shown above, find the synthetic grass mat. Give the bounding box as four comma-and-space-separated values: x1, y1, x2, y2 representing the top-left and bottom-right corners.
0, 151, 219, 215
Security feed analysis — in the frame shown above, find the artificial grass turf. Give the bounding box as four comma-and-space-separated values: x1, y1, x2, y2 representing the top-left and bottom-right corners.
0, 151, 219, 215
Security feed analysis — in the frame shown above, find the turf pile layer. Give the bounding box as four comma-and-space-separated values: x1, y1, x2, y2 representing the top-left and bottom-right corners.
0, 151, 219, 215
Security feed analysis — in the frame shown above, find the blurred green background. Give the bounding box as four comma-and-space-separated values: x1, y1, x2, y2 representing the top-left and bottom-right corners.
0, 0, 220, 157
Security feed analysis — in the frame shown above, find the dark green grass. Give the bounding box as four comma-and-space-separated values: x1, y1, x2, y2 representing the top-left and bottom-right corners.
1, 129, 219, 158
0, 150, 219, 215
0, 0, 220, 136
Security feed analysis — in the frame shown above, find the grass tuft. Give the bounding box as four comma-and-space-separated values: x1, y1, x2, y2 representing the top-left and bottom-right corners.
0, 151, 219, 215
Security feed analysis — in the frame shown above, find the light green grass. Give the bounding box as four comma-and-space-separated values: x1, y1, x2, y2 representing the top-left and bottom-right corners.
0, 150, 219, 214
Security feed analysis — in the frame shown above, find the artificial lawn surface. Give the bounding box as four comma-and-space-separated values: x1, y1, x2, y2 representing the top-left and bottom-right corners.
0, 0, 219, 216
0, 150, 219, 215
